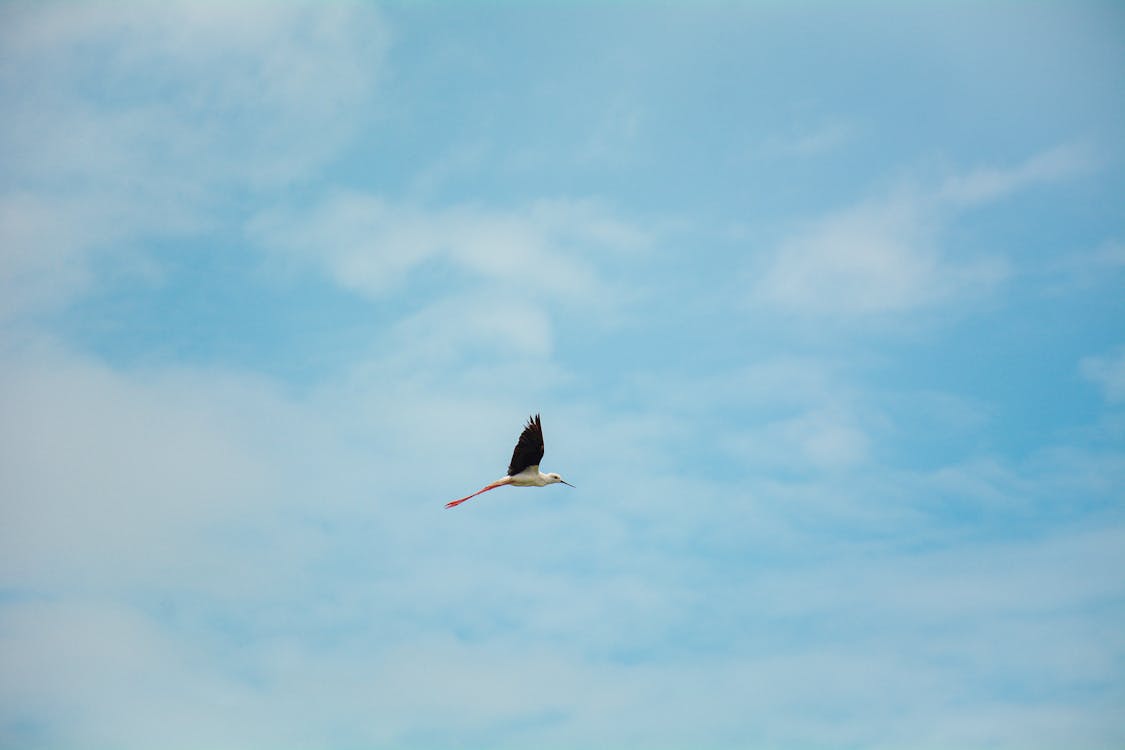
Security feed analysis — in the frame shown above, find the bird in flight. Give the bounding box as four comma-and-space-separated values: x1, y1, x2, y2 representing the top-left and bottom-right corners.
445, 413, 574, 509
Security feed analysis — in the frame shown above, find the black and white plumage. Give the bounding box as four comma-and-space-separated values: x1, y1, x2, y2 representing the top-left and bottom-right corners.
446, 413, 573, 509
507, 413, 545, 477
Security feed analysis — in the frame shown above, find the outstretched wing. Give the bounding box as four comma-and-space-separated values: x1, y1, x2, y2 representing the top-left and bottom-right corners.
507, 414, 545, 476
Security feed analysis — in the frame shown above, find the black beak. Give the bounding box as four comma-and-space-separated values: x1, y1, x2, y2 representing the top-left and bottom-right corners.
561, 480, 575, 488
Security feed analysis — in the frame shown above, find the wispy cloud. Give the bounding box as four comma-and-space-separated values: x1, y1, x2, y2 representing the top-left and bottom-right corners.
0, 3, 388, 320
389, 293, 557, 361
250, 193, 650, 307
937, 143, 1095, 207
753, 120, 858, 160
3, 344, 1121, 749
0, 3, 386, 190
748, 146, 1093, 318
750, 192, 1007, 316
1081, 348, 1125, 403
1036, 240, 1125, 295
0, 337, 1118, 748
730, 407, 872, 471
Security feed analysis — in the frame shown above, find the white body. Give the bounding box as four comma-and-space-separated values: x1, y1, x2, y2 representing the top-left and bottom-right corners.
507, 465, 555, 487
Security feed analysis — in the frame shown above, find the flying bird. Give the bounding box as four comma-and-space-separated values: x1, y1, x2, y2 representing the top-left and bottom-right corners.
445, 413, 574, 509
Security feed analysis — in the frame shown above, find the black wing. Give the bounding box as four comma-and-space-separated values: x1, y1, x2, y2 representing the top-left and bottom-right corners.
507, 414, 545, 476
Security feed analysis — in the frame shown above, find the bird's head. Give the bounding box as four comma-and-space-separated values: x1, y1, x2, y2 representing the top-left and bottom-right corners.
546, 473, 575, 487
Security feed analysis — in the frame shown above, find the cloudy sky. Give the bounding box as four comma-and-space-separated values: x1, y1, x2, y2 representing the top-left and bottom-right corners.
1, 2, 1124, 748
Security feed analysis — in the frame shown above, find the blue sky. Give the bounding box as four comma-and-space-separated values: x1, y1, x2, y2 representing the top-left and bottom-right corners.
1, 2, 1123, 748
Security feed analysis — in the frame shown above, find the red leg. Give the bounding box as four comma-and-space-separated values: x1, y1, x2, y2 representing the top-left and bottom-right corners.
445, 478, 511, 509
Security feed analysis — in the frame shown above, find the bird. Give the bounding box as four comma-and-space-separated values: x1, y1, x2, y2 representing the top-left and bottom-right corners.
445, 413, 574, 509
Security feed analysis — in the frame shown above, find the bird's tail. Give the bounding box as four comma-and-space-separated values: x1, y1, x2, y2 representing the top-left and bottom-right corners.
445, 477, 511, 509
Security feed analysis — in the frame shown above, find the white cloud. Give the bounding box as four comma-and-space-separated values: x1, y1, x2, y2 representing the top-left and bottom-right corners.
0, 343, 317, 590
624, 356, 879, 475
749, 145, 1095, 318
1038, 240, 1125, 295
576, 99, 644, 166
250, 192, 649, 306
0, 193, 104, 320
754, 120, 858, 159
751, 191, 1008, 317
0, 3, 386, 190
1081, 348, 1125, 403
0, 3, 388, 320
2, 336, 1124, 749
246, 193, 648, 399
726, 408, 872, 472
756, 196, 932, 315
937, 143, 1094, 207
388, 293, 557, 361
